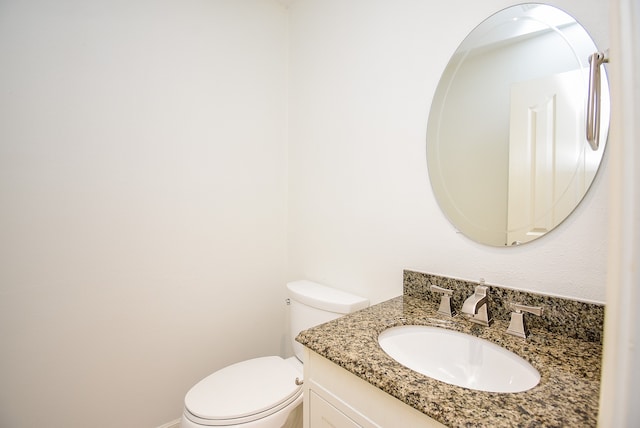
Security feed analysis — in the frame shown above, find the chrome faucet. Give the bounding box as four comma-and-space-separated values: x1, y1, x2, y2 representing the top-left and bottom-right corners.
461, 282, 492, 326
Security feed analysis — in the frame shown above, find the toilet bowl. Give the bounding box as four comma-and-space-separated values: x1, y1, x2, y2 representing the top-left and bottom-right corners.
181, 280, 368, 428
181, 356, 303, 428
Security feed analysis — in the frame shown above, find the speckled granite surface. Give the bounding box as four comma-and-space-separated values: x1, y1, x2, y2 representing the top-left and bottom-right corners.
404, 270, 605, 344
296, 273, 603, 427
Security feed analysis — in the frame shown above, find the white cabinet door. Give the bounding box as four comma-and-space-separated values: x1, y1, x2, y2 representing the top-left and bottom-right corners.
303, 349, 445, 428
309, 391, 362, 428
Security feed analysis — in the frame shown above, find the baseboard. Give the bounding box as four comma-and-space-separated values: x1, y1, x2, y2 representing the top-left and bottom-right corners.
156, 418, 181, 428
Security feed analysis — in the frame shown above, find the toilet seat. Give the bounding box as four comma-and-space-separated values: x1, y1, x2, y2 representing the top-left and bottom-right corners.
184, 356, 303, 426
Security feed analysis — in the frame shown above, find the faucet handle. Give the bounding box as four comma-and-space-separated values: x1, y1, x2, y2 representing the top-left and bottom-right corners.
429, 285, 455, 317
511, 303, 544, 316
506, 303, 544, 338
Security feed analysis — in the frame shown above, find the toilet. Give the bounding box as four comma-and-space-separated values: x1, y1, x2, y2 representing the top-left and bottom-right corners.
181, 280, 369, 428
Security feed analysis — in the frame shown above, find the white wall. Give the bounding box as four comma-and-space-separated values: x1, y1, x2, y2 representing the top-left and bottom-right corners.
287, 0, 610, 304
0, 0, 615, 426
0, 0, 288, 427
599, 0, 640, 424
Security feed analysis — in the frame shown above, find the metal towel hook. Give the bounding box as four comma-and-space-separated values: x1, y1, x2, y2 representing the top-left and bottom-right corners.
586, 50, 609, 150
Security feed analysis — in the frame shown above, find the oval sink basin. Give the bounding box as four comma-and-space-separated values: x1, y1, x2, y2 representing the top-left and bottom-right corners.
378, 325, 540, 393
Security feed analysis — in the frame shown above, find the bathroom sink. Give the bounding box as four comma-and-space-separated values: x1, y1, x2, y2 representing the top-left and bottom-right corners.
378, 325, 540, 393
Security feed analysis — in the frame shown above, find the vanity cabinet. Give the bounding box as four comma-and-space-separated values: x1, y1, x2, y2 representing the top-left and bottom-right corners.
302, 348, 445, 428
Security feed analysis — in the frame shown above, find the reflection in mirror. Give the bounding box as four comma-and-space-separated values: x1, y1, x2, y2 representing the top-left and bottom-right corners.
426, 4, 610, 246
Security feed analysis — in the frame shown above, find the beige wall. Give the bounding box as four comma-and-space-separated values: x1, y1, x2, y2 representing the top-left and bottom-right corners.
0, 0, 288, 426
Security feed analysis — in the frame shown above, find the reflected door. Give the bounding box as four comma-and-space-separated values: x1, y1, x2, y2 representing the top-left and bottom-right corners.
507, 69, 585, 245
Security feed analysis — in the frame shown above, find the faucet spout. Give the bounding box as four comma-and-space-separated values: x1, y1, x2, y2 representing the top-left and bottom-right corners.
461, 284, 492, 326
462, 293, 487, 315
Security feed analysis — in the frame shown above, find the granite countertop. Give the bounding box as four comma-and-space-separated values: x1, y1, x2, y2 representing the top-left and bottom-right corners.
296, 295, 602, 427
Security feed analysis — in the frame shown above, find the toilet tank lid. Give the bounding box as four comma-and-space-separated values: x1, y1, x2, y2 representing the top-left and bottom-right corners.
286, 280, 369, 314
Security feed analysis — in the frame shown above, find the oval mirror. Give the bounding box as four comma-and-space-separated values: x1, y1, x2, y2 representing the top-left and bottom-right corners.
426, 4, 610, 246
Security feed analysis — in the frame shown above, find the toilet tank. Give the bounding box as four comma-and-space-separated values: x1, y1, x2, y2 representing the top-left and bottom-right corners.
287, 280, 369, 362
